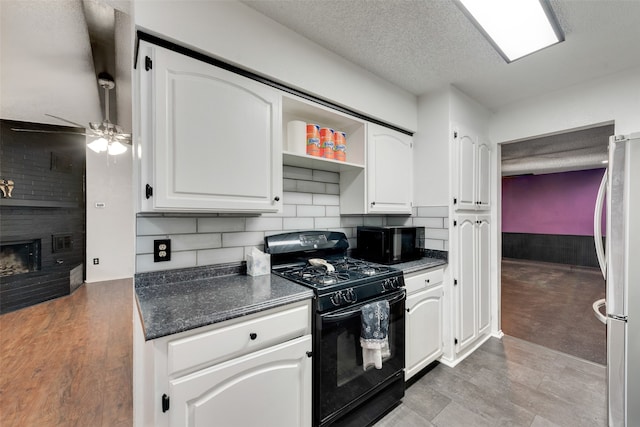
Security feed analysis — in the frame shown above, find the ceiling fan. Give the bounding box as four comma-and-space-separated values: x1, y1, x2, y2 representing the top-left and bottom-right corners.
10, 72, 132, 155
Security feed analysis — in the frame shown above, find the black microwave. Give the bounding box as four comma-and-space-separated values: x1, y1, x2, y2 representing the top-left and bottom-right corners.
356, 226, 424, 264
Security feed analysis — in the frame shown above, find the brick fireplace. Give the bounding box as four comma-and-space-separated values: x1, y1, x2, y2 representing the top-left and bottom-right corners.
0, 119, 86, 313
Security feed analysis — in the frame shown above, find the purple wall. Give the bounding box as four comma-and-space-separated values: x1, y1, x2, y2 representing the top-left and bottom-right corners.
502, 168, 606, 236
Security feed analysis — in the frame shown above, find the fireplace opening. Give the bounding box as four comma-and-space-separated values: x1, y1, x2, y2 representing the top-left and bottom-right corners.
0, 240, 41, 277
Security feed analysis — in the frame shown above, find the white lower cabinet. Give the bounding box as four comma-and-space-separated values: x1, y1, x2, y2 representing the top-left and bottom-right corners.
169, 336, 311, 427
404, 268, 444, 381
134, 300, 312, 427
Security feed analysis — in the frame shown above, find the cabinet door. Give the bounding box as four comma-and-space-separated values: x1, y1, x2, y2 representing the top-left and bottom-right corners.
405, 285, 443, 380
476, 141, 491, 210
477, 215, 491, 335
141, 42, 282, 212
169, 335, 311, 427
454, 126, 476, 211
367, 123, 413, 214
455, 215, 477, 352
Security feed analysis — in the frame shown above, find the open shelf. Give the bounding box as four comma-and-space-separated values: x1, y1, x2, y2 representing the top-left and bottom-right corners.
282, 94, 366, 169
283, 151, 364, 173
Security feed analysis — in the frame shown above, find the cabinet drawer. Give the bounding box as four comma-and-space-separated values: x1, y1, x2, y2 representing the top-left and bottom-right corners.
167, 303, 310, 375
404, 268, 444, 294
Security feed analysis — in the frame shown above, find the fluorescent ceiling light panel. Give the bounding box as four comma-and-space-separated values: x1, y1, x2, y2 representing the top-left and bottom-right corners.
457, 0, 564, 62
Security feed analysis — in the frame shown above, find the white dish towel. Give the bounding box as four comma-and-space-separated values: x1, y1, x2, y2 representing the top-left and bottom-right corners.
360, 300, 390, 370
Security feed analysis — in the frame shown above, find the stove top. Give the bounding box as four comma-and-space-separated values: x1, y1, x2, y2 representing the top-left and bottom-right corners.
266, 231, 405, 312
274, 256, 395, 289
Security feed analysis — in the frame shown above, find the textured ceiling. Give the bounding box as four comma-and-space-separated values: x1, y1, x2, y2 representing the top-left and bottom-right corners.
241, 0, 640, 110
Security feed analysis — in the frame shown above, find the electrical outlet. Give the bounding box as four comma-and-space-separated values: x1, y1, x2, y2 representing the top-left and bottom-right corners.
154, 239, 171, 262
93, 258, 99, 265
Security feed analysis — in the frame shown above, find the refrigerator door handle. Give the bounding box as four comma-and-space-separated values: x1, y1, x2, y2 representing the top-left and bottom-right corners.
594, 169, 607, 279
592, 298, 607, 324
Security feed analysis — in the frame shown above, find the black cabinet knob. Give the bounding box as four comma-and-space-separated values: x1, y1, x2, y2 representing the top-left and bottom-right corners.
249, 332, 257, 340
274, 196, 280, 202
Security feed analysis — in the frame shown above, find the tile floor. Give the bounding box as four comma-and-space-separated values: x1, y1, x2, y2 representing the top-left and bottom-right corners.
376, 336, 606, 427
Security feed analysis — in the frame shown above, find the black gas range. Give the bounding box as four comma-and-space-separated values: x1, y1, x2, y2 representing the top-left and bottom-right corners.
270, 255, 404, 312
265, 231, 406, 427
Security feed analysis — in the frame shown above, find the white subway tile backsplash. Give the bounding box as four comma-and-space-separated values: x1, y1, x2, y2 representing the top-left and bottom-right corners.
283, 217, 314, 230
315, 217, 341, 229
425, 228, 449, 240
312, 170, 340, 183
136, 233, 221, 254
198, 217, 245, 233
424, 239, 445, 250
197, 247, 244, 265
363, 216, 384, 226
297, 180, 326, 194
313, 194, 340, 206
283, 178, 297, 191
283, 166, 313, 180
417, 206, 449, 217
326, 183, 340, 195
386, 216, 412, 226
297, 205, 325, 217
341, 216, 364, 227
284, 191, 313, 205
281, 204, 297, 217
413, 217, 444, 228
134, 170, 448, 274
245, 217, 283, 231
326, 206, 340, 217
137, 217, 197, 235
136, 251, 197, 273
222, 231, 264, 247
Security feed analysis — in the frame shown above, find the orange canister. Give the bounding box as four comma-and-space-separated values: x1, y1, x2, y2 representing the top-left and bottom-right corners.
306, 124, 321, 157
334, 131, 347, 162
320, 127, 335, 159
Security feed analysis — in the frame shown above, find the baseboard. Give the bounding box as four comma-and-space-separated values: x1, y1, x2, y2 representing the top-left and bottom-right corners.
438, 333, 492, 368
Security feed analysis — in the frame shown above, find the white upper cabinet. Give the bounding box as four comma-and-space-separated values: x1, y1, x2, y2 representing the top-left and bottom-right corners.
366, 123, 413, 214
453, 124, 491, 211
136, 41, 282, 213
341, 123, 413, 215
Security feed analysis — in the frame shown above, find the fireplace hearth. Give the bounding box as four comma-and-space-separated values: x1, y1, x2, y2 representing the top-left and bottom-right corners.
1, 119, 86, 314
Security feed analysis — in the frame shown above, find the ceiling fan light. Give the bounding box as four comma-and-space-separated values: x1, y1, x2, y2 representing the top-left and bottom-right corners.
107, 140, 128, 155
88, 137, 109, 153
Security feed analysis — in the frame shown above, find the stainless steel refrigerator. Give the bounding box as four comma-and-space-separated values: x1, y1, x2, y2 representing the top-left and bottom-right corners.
593, 132, 640, 427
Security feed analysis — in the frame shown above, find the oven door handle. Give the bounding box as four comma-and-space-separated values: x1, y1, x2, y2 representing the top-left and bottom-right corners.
321, 290, 406, 321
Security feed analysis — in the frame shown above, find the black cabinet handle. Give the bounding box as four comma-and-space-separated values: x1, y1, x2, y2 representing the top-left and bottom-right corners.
249, 332, 257, 340
274, 196, 280, 202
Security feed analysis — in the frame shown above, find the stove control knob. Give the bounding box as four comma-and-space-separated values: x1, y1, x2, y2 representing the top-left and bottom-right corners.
344, 288, 357, 303
330, 291, 344, 306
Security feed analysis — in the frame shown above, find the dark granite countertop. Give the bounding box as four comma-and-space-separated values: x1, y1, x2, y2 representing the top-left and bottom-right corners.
393, 250, 448, 274
135, 264, 314, 341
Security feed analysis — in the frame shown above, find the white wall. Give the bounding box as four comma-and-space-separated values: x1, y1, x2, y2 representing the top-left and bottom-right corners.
489, 66, 640, 143
414, 89, 450, 206
450, 86, 491, 137
133, 0, 417, 132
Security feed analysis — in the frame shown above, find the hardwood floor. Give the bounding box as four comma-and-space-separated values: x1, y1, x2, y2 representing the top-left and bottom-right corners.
501, 258, 606, 365
376, 335, 606, 427
0, 279, 133, 427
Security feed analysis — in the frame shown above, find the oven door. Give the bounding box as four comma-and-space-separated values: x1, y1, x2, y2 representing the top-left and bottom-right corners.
315, 289, 405, 426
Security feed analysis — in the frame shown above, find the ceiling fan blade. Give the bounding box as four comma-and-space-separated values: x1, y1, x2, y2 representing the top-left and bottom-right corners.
10, 128, 89, 136
45, 113, 86, 128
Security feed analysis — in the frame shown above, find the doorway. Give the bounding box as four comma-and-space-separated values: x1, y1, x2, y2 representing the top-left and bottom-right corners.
499, 124, 611, 365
